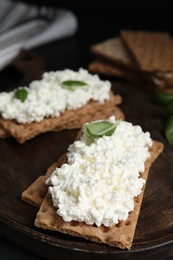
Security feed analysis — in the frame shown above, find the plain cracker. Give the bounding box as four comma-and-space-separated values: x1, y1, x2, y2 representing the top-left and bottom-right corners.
90, 37, 136, 69
88, 59, 142, 83
121, 30, 173, 73
0, 128, 9, 139
21, 155, 67, 207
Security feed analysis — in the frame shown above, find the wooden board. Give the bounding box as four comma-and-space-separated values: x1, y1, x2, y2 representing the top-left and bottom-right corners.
0, 66, 173, 259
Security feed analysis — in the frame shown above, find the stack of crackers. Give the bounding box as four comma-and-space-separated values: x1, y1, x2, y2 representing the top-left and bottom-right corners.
89, 30, 173, 89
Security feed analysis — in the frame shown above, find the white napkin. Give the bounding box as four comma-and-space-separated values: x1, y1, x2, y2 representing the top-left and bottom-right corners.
0, 0, 78, 70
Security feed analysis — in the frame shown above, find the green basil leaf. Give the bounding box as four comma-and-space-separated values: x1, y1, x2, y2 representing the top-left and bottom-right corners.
86, 121, 119, 138
61, 80, 88, 91
165, 100, 173, 115
15, 88, 28, 102
165, 115, 173, 145
154, 90, 173, 105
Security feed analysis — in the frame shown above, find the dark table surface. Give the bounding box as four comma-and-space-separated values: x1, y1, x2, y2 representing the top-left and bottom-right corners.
0, 5, 173, 260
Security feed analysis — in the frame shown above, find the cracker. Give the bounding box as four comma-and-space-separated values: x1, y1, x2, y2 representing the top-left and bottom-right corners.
90, 37, 136, 70
89, 59, 128, 77
89, 59, 173, 89
0, 128, 9, 139
89, 38, 154, 87
88, 59, 141, 82
0, 92, 124, 143
21, 154, 67, 207
34, 140, 163, 249
120, 30, 173, 73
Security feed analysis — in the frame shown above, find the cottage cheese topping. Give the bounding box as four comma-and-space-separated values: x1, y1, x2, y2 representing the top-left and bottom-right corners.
0, 68, 110, 123
47, 117, 152, 227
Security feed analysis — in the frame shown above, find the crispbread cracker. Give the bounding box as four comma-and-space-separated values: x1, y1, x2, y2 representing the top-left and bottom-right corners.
21, 154, 67, 207
121, 30, 173, 73
89, 59, 128, 77
0, 128, 9, 139
88, 59, 141, 82
0, 92, 124, 143
34, 140, 163, 249
90, 37, 136, 69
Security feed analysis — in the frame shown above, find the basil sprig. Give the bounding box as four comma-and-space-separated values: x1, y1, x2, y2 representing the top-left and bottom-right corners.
61, 80, 88, 91
86, 121, 119, 138
14, 88, 28, 102
165, 115, 173, 145
154, 90, 173, 105
153, 90, 173, 145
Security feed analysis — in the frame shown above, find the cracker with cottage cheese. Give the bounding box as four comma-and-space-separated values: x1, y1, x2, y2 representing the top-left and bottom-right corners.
23, 117, 163, 249
0, 68, 124, 143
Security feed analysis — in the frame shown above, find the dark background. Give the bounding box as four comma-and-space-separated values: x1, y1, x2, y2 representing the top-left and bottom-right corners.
11, 0, 173, 34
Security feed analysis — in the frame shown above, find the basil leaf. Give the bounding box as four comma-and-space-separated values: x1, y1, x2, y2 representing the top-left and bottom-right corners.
154, 90, 173, 105
165, 115, 173, 145
61, 80, 88, 91
86, 121, 119, 138
15, 88, 28, 102
165, 100, 173, 115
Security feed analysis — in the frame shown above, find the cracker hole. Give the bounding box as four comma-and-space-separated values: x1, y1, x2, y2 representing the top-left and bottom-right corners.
70, 221, 78, 227
92, 223, 97, 228
149, 147, 153, 152
116, 221, 123, 228
101, 226, 110, 233
40, 191, 46, 198
50, 221, 56, 227
28, 190, 34, 195
41, 207, 47, 213
125, 220, 131, 226
134, 196, 140, 203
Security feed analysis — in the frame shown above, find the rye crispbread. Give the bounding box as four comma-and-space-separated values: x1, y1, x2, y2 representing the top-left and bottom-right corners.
90, 37, 136, 70
88, 59, 142, 83
0, 91, 124, 143
120, 30, 173, 73
21, 154, 67, 207
0, 128, 9, 139
89, 37, 143, 83
33, 140, 163, 249
89, 59, 125, 77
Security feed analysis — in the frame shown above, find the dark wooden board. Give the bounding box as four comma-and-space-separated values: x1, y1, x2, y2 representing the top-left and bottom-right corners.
0, 67, 173, 259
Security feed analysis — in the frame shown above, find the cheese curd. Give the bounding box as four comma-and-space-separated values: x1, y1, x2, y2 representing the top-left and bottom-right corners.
0, 68, 110, 123
47, 116, 152, 227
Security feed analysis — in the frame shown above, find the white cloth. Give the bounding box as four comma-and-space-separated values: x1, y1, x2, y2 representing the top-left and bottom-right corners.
0, 0, 78, 70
